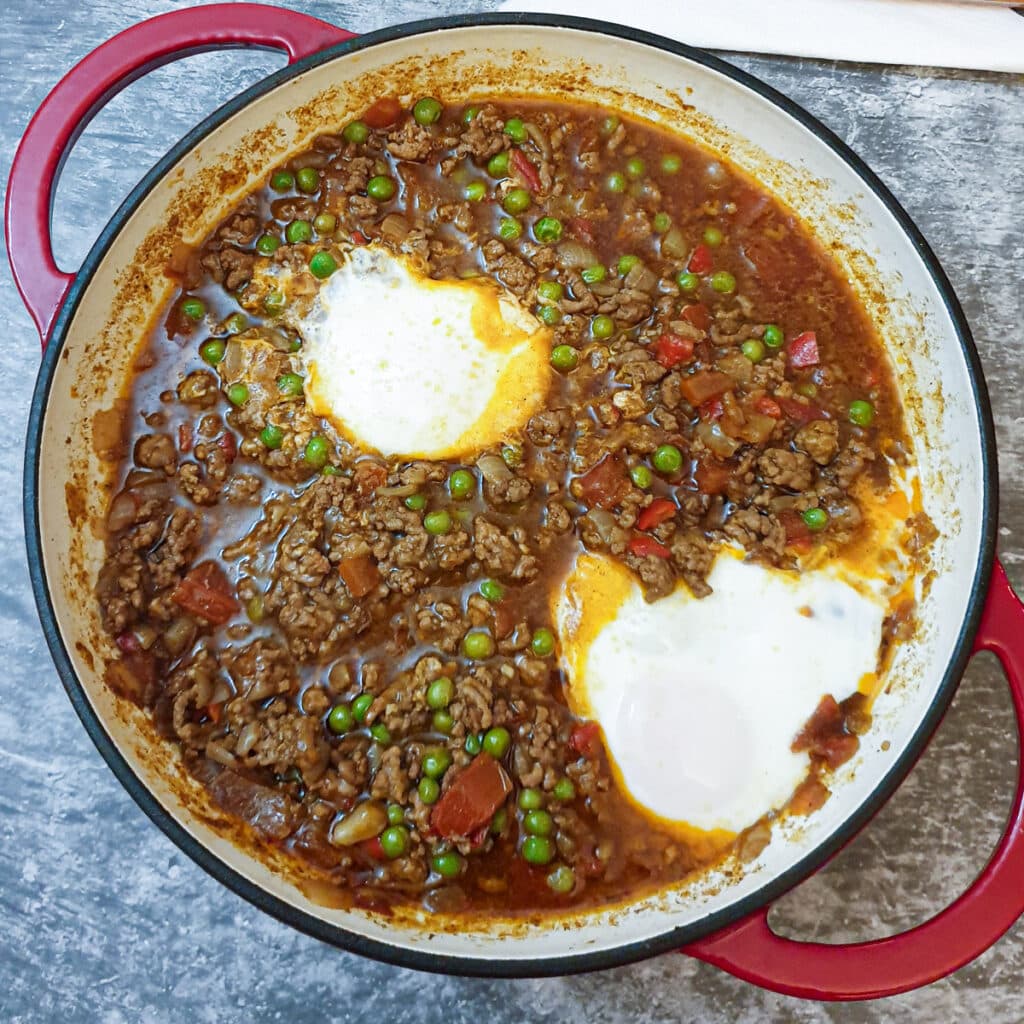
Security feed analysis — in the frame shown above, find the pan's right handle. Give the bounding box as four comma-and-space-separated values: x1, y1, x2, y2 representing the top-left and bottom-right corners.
5, 3, 354, 347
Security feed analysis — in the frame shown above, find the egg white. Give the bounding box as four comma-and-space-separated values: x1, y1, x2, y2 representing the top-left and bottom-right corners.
554, 551, 887, 835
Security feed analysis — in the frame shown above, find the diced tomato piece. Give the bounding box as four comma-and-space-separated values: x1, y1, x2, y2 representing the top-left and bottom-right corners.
568, 217, 596, 246
680, 303, 710, 331
637, 498, 677, 531
679, 370, 734, 406
431, 754, 513, 839
576, 455, 628, 510
206, 702, 224, 725
864, 366, 880, 388
654, 332, 695, 369
353, 461, 387, 498
753, 396, 782, 419
351, 230, 368, 245
493, 601, 518, 640
177, 422, 192, 453
688, 243, 713, 274
171, 561, 239, 625
115, 631, 141, 654
468, 823, 490, 850
218, 431, 237, 464
792, 695, 860, 770
362, 97, 402, 128
339, 555, 379, 599
778, 509, 812, 543
568, 721, 602, 757
777, 396, 826, 425
790, 776, 830, 816
510, 148, 542, 192
699, 397, 724, 421
788, 331, 820, 369
628, 535, 672, 559
360, 836, 385, 860
694, 460, 732, 495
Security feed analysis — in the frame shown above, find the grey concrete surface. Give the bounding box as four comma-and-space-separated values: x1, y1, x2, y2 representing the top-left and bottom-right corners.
1, 2, 1021, 1021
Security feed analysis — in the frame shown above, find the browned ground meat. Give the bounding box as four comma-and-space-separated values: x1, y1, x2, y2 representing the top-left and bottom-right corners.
99, 95, 910, 919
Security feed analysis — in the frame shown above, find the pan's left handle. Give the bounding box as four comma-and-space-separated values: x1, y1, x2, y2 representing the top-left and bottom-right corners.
5, 3, 354, 348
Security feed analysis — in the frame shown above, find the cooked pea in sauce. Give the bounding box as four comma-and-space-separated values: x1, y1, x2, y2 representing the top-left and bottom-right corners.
100, 96, 906, 917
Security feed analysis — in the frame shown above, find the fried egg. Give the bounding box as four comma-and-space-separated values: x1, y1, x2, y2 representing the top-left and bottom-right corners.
553, 550, 889, 837
256, 245, 554, 459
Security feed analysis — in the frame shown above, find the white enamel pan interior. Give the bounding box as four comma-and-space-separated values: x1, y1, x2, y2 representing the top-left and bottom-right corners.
26, 15, 995, 975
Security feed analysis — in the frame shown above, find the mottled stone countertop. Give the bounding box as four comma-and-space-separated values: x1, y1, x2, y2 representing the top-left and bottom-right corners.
1, 2, 1021, 1021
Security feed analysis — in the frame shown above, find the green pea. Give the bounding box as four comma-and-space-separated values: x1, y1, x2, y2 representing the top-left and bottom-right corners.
304, 435, 330, 469
314, 213, 337, 235
464, 732, 483, 756
424, 510, 452, 536
591, 314, 615, 340
490, 806, 508, 835
536, 304, 559, 327
309, 251, 338, 279
321, 465, 339, 477
480, 579, 504, 602
352, 694, 374, 723
255, 233, 280, 256
653, 212, 672, 233
581, 264, 607, 285
495, 217, 523, 244
260, 423, 283, 449
518, 788, 543, 811
181, 297, 206, 321
296, 167, 319, 193
503, 188, 531, 215
386, 803, 405, 825
530, 628, 555, 657
432, 709, 454, 734
741, 339, 766, 363
617, 254, 640, 276
224, 313, 247, 334
270, 170, 294, 191
369, 722, 391, 744
550, 345, 579, 372
504, 117, 527, 144
482, 726, 511, 759
600, 115, 620, 136
763, 324, 784, 349
404, 493, 426, 511
537, 280, 564, 303
366, 176, 396, 202
547, 864, 575, 893
625, 156, 646, 179
422, 746, 452, 779
606, 171, 626, 193
277, 372, 304, 396
449, 468, 475, 500
523, 809, 553, 836
630, 464, 653, 489
677, 271, 700, 293
464, 181, 487, 202
327, 704, 354, 735
462, 106, 480, 124
264, 291, 287, 316
418, 776, 440, 804
533, 216, 563, 244
802, 507, 829, 532
432, 851, 462, 878
413, 96, 443, 125
501, 443, 523, 468
553, 777, 576, 802
463, 631, 495, 660
285, 220, 312, 245
342, 120, 369, 144
703, 225, 723, 247
379, 826, 408, 859
199, 338, 226, 366
426, 676, 454, 710
522, 835, 554, 865
849, 400, 876, 427
661, 154, 682, 173
652, 444, 683, 475
226, 383, 249, 407
487, 151, 510, 178
711, 270, 736, 294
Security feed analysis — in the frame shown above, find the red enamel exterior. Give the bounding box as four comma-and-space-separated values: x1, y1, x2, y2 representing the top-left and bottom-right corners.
6, 3, 1022, 997
4, 3, 353, 346
683, 561, 1024, 999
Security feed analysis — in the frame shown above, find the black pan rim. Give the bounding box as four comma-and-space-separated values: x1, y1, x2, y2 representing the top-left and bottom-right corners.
22, 10, 998, 980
